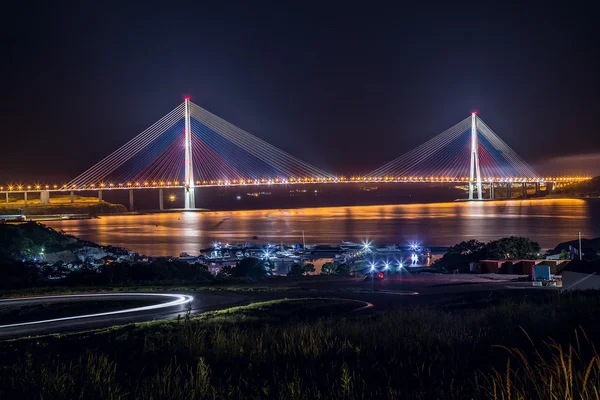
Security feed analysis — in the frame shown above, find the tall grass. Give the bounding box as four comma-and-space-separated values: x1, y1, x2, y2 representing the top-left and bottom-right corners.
482, 328, 600, 400
1, 295, 600, 399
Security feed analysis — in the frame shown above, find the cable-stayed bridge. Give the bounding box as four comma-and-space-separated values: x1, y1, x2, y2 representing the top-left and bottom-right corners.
1, 99, 590, 209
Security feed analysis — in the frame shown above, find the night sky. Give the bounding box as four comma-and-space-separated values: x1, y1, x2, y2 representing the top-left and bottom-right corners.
2, 1, 599, 183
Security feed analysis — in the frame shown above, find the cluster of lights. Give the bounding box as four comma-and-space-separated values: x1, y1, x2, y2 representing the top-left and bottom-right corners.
0, 175, 591, 192
347, 176, 592, 183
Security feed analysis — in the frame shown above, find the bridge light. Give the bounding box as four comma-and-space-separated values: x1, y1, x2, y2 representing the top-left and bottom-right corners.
118, 183, 123, 187
8, 186, 13, 191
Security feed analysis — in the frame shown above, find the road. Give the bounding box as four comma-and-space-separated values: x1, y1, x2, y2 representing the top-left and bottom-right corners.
0, 278, 532, 340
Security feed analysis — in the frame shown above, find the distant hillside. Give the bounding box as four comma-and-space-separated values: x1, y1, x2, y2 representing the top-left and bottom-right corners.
0, 222, 97, 262
551, 237, 600, 253
549, 176, 600, 198
0, 201, 126, 216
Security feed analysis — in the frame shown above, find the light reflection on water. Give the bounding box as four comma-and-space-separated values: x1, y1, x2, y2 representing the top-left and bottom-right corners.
45, 199, 599, 257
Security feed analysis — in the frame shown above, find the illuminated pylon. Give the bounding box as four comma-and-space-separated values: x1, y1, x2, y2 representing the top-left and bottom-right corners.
468, 112, 483, 200
184, 97, 195, 209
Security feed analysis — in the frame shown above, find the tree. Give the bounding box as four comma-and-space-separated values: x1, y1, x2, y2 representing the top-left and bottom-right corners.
559, 249, 570, 260
433, 239, 486, 272
287, 263, 305, 276
287, 263, 316, 276
303, 263, 315, 274
485, 237, 541, 260
222, 257, 268, 280
321, 262, 338, 275
336, 263, 351, 274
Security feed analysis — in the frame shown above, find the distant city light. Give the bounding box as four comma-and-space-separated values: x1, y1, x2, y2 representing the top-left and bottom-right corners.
409, 241, 420, 251
168, 194, 176, 202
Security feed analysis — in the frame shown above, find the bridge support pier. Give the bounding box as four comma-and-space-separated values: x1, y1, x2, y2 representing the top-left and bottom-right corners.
98, 190, 103, 202
159, 188, 164, 211
183, 98, 196, 210
5, 192, 8, 204
23, 192, 28, 206
535, 182, 540, 194
506, 183, 512, 199
489, 183, 495, 200
70, 191, 75, 203
184, 188, 195, 210
522, 183, 527, 199
547, 182, 554, 192
129, 189, 134, 212
40, 190, 50, 204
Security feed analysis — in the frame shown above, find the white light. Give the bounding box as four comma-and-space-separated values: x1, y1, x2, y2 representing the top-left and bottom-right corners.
370, 264, 375, 271
0, 293, 194, 329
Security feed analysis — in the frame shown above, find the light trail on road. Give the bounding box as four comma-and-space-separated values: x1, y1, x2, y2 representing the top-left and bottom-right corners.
0, 293, 193, 329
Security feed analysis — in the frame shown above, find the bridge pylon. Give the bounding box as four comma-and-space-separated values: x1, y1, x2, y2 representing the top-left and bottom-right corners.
468, 112, 483, 200
184, 97, 195, 209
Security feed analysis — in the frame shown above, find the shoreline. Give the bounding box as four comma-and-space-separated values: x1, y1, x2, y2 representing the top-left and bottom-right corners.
14, 195, 597, 222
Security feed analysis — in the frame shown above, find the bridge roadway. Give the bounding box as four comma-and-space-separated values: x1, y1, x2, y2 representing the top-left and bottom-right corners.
0, 177, 585, 211
0, 278, 533, 340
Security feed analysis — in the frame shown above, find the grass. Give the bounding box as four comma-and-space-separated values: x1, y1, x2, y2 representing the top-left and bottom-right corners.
1, 293, 600, 398
0, 283, 296, 298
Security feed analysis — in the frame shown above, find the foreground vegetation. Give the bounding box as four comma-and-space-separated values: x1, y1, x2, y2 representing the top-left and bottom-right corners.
1, 293, 600, 399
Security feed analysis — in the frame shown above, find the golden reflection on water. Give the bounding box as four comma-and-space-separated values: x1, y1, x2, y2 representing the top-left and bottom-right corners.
45, 199, 597, 256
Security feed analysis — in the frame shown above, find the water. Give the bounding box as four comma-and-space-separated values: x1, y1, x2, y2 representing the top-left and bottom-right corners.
45, 199, 600, 256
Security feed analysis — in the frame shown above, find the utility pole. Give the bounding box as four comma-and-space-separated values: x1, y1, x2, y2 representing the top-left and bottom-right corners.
469, 112, 482, 200
184, 97, 195, 209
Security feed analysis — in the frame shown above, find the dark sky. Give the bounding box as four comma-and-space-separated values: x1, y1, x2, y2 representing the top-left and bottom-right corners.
1, 1, 599, 183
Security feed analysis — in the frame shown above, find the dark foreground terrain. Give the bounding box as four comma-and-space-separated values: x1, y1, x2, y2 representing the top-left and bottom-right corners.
1, 289, 599, 399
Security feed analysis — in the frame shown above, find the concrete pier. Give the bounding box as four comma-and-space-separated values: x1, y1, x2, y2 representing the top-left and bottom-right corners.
70, 191, 75, 203
522, 183, 527, 199
5, 192, 8, 204
23, 192, 28, 206
159, 188, 164, 211
98, 190, 103, 202
506, 183, 512, 199
40, 190, 50, 204
129, 189, 134, 211
489, 182, 495, 200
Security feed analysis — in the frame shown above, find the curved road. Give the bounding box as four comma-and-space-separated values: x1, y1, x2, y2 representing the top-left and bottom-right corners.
0, 279, 529, 340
